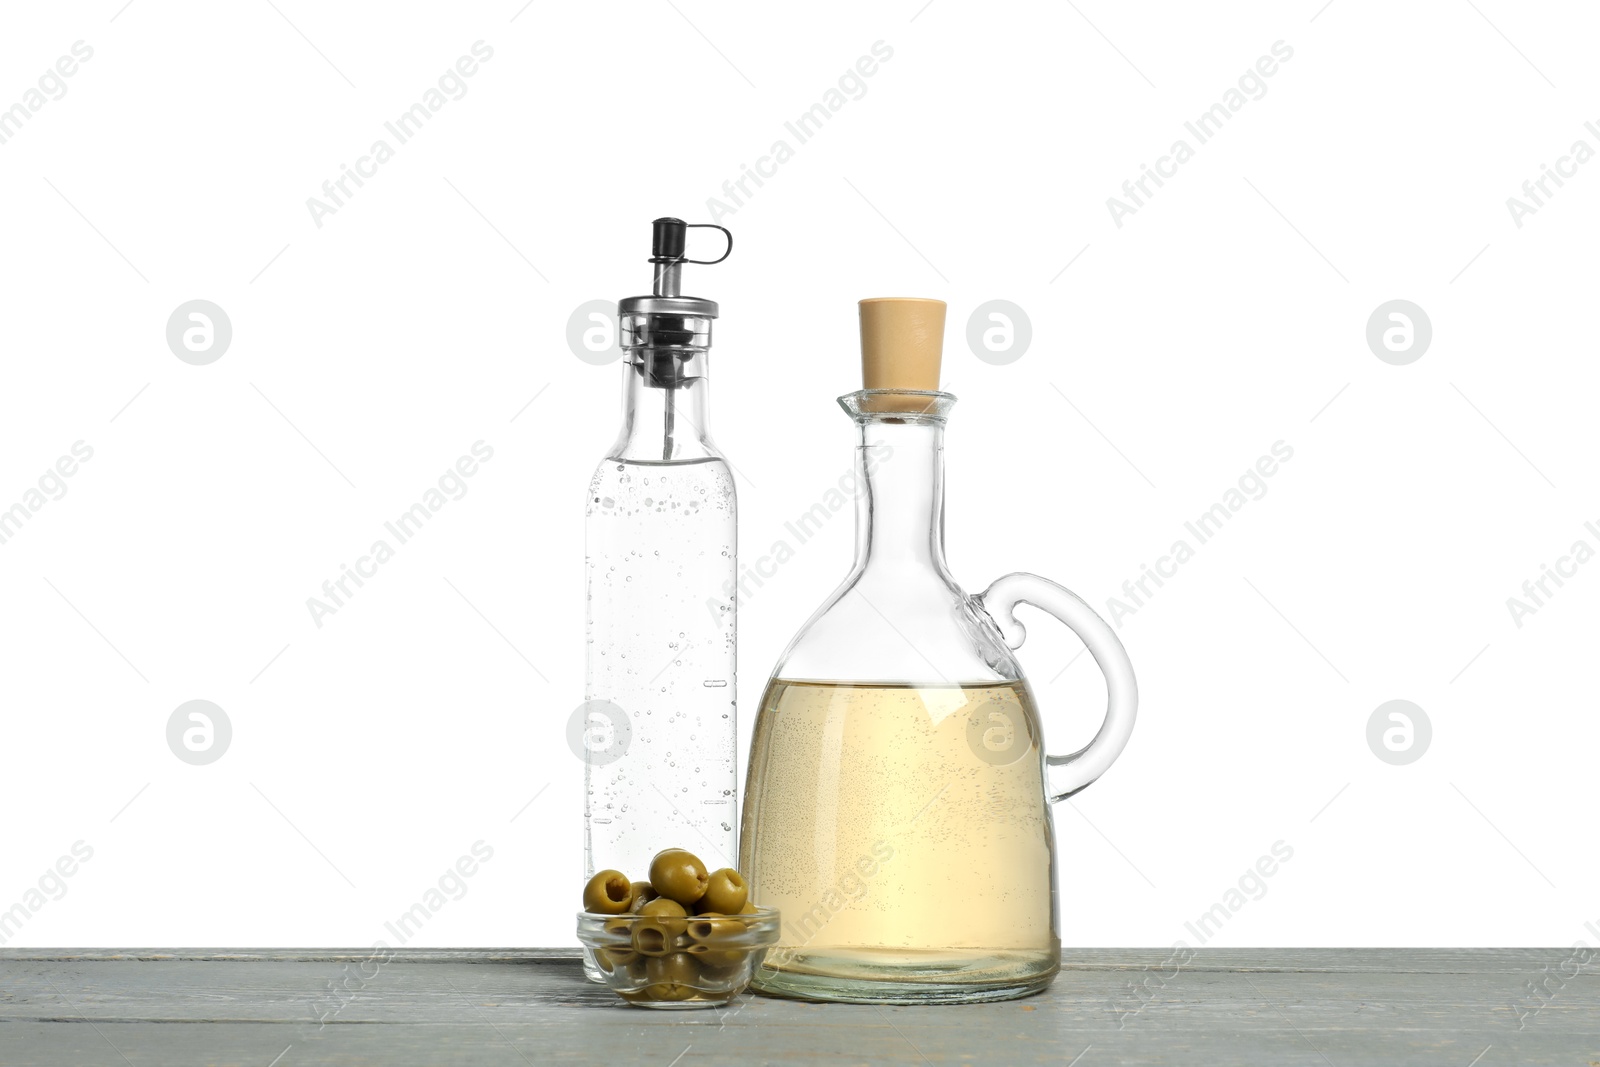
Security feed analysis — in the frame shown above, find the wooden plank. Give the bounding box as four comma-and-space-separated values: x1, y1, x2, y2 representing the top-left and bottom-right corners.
2, 946, 1586, 971
0, 1012, 1595, 1066
0, 951, 1594, 1066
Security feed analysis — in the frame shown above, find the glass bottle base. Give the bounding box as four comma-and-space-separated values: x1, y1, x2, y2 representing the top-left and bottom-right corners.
750, 948, 1058, 1005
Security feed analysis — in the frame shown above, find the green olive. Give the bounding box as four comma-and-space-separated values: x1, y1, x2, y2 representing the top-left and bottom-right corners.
738, 900, 758, 916
686, 913, 743, 943
684, 911, 745, 970
685, 945, 745, 969
599, 918, 638, 968
627, 881, 658, 913
637, 897, 687, 937
614, 957, 649, 993
631, 920, 670, 957
583, 870, 634, 914
647, 951, 698, 984
642, 952, 700, 1000
690, 947, 746, 975
697, 868, 748, 914
631, 916, 677, 957
648, 849, 709, 906
598, 945, 640, 971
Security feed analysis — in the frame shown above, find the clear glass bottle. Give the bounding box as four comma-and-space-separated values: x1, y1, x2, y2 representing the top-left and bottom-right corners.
584, 220, 738, 912
740, 299, 1137, 1004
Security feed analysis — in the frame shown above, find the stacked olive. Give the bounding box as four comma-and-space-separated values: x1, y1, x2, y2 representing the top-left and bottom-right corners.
582, 849, 757, 1003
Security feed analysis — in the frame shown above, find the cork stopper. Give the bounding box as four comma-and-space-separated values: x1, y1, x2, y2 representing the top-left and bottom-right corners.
859, 298, 945, 392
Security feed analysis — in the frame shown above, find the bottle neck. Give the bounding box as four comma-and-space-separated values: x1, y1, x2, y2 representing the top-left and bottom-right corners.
852, 418, 949, 580
609, 350, 718, 462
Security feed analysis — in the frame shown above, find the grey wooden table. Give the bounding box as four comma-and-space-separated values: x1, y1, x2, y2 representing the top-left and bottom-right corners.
1, 948, 1594, 1065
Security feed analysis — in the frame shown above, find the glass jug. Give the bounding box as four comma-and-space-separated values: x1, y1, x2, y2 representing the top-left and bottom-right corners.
740, 372, 1137, 1004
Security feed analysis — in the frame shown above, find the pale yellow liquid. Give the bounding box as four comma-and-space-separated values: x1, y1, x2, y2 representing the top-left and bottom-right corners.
740, 680, 1059, 1003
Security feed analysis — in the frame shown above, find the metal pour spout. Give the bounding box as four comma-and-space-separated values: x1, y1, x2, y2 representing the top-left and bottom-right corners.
614, 216, 734, 460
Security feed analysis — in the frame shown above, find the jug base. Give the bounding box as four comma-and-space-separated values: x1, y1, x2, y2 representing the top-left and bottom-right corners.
750, 948, 1058, 1004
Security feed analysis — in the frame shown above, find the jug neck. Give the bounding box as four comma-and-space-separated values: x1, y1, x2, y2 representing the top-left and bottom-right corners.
609, 350, 719, 462
845, 392, 955, 583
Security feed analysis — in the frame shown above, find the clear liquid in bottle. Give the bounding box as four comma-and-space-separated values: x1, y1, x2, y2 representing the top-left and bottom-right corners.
585, 456, 737, 876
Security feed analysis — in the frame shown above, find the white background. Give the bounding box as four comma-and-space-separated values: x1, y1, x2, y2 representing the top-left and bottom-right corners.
1, 0, 1595, 950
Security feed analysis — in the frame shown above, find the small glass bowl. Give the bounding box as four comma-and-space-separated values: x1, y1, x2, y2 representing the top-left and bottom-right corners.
576, 906, 780, 1009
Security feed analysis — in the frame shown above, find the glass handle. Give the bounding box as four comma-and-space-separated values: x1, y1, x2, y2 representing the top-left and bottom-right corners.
975, 572, 1138, 802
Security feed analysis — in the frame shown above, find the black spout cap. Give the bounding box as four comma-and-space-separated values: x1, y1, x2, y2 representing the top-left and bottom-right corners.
648, 218, 732, 266
651, 218, 687, 262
